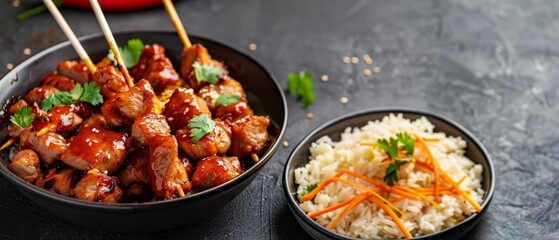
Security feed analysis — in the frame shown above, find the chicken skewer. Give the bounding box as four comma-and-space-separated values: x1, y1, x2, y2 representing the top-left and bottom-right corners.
162, 0, 192, 48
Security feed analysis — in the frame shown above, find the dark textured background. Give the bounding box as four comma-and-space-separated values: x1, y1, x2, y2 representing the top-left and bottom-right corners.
1, 0, 558, 239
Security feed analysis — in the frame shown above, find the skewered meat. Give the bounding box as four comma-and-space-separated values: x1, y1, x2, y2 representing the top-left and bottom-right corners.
191, 155, 241, 190
118, 148, 149, 187
124, 182, 153, 202
130, 44, 180, 92
35, 167, 80, 196
162, 88, 211, 132
73, 170, 123, 203
41, 74, 76, 91
180, 44, 212, 79
8, 99, 28, 115
60, 126, 131, 174
197, 77, 246, 112
147, 135, 190, 199
46, 105, 83, 134
113, 79, 156, 119
24, 86, 59, 104
131, 114, 170, 145
228, 116, 270, 158
8, 149, 41, 184
176, 118, 231, 161
92, 65, 130, 99
80, 114, 109, 130
20, 128, 68, 165
214, 99, 253, 125
179, 153, 194, 179
57, 60, 91, 84
101, 97, 133, 129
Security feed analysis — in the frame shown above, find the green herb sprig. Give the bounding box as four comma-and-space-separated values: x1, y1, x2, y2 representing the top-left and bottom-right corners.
215, 93, 240, 107
108, 38, 144, 68
287, 71, 315, 107
298, 183, 317, 199
188, 115, 215, 143
377, 132, 415, 186
41, 82, 103, 111
193, 62, 222, 84
10, 106, 34, 129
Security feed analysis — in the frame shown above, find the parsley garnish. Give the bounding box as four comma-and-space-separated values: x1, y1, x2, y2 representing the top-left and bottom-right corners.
377, 132, 415, 186
10, 106, 34, 129
298, 183, 317, 199
215, 93, 240, 107
108, 38, 144, 68
188, 115, 215, 143
41, 82, 103, 111
287, 71, 315, 107
193, 61, 222, 84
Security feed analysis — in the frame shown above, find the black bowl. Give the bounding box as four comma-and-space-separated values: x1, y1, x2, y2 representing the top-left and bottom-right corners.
283, 108, 495, 240
0, 31, 287, 232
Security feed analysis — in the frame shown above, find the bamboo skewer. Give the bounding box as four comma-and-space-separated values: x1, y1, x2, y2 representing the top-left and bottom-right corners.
162, 0, 192, 48
43, 0, 96, 74
89, 0, 135, 88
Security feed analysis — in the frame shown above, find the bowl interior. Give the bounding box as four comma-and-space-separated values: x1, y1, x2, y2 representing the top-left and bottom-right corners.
284, 108, 495, 239
0, 31, 287, 207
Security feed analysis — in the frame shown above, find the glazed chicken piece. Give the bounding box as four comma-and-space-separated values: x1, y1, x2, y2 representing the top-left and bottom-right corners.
101, 97, 132, 129
73, 170, 123, 203
60, 126, 131, 174
118, 148, 149, 187
57, 60, 91, 84
147, 135, 191, 199
35, 167, 81, 196
8, 149, 41, 184
197, 77, 246, 112
129, 44, 180, 92
179, 153, 194, 179
113, 79, 155, 119
175, 118, 231, 161
41, 74, 76, 91
228, 116, 270, 159
162, 88, 211, 132
79, 114, 109, 130
214, 99, 254, 125
92, 65, 130, 99
46, 105, 83, 134
20, 127, 68, 165
131, 114, 170, 145
7, 101, 47, 139
181, 44, 227, 91
24, 85, 59, 104
191, 155, 241, 190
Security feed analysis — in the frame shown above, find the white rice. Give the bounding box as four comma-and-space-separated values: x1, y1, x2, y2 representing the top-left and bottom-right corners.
294, 113, 484, 239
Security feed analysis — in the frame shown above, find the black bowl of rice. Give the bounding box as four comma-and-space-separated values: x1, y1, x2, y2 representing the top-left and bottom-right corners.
283, 108, 495, 239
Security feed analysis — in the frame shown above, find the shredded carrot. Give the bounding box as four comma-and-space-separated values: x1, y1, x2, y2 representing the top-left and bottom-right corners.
393, 186, 441, 209
421, 137, 440, 142
327, 193, 372, 229
359, 142, 377, 146
367, 195, 412, 239
414, 133, 440, 203
392, 197, 406, 204
308, 192, 370, 219
457, 175, 467, 185
335, 169, 419, 200
300, 177, 337, 202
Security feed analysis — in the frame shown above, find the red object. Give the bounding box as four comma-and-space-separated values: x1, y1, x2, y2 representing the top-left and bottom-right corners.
63, 0, 166, 11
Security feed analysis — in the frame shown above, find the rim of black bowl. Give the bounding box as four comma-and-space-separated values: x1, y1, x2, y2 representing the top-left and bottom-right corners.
283, 107, 495, 240
0, 30, 288, 210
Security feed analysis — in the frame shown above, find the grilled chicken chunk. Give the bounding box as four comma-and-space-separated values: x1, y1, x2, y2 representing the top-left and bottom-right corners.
41, 74, 76, 91
147, 135, 191, 199
191, 155, 241, 190
180, 44, 212, 79
8, 149, 41, 184
113, 79, 156, 119
118, 148, 149, 187
130, 44, 180, 92
57, 60, 91, 84
24, 86, 59, 104
228, 116, 270, 158
36, 167, 80, 196
46, 105, 83, 134
131, 114, 171, 145
20, 128, 68, 165
197, 77, 246, 112
176, 118, 231, 161
92, 65, 130, 99
101, 97, 133, 129
60, 126, 131, 174
214, 99, 253, 125
162, 88, 211, 132
73, 170, 123, 203
80, 114, 109, 131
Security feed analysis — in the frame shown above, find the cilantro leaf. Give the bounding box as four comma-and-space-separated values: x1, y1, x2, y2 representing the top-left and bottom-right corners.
41, 92, 73, 111
10, 106, 34, 129
79, 82, 104, 106
69, 82, 83, 101
287, 71, 315, 107
215, 93, 240, 107
188, 115, 215, 143
108, 38, 145, 68
377, 137, 399, 160
384, 160, 407, 186
396, 132, 414, 156
298, 183, 317, 199
193, 61, 222, 84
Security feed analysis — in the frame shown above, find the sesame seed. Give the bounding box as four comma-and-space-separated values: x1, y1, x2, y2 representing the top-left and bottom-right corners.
248, 43, 257, 51
12, 0, 20, 7
6, 63, 14, 70
351, 57, 359, 64
23, 48, 31, 55
342, 56, 350, 64
373, 67, 381, 74
321, 74, 329, 82
363, 69, 372, 76
340, 97, 349, 104
283, 141, 289, 148
306, 113, 314, 119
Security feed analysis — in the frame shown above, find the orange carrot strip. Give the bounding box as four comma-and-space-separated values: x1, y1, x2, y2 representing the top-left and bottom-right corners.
413, 134, 440, 203
421, 138, 440, 142
307, 190, 382, 218
367, 196, 412, 239
300, 177, 337, 202
335, 169, 419, 200
392, 197, 406, 204
393, 186, 441, 209
437, 172, 482, 212
457, 175, 467, 185
327, 193, 371, 229
360, 142, 377, 146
